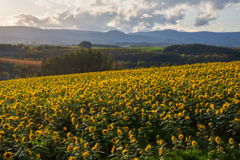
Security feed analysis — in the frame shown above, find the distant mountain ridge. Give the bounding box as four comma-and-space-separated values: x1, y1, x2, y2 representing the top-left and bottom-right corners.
0, 26, 239, 47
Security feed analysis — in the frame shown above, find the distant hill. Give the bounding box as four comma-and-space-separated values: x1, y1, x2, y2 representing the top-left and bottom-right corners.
129, 29, 240, 47
0, 26, 240, 47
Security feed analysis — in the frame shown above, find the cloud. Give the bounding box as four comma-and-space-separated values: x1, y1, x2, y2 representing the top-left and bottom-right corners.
7, 8, 117, 31
0, 16, 10, 26
194, 12, 218, 26
7, 0, 240, 32
33, 0, 52, 8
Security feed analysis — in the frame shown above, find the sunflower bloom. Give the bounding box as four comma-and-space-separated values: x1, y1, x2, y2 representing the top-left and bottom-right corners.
4, 151, 12, 160
36, 154, 40, 159
111, 145, 115, 153
145, 145, 151, 151
117, 129, 122, 135
29, 134, 34, 140
192, 141, 197, 146
102, 129, 108, 135
124, 116, 129, 121
54, 136, 60, 143
68, 156, 75, 160
179, 134, 184, 139
215, 136, 220, 143
3, 124, 10, 130
108, 124, 114, 130
82, 151, 89, 157
122, 149, 128, 154
159, 149, 163, 155
67, 145, 71, 152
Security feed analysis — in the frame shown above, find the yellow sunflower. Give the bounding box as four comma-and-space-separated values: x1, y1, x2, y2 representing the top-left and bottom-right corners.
29, 134, 34, 140
110, 145, 115, 153
124, 116, 129, 121
102, 129, 108, 135
122, 149, 128, 154
192, 141, 197, 146
215, 136, 220, 143
54, 136, 60, 143
108, 124, 114, 130
179, 134, 184, 139
68, 156, 75, 160
145, 145, 151, 151
159, 149, 163, 155
4, 151, 12, 160
89, 127, 94, 133
36, 154, 40, 159
3, 124, 10, 130
82, 151, 89, 157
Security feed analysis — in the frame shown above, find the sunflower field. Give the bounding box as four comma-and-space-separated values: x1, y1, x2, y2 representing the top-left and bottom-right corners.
1, 61, 240, 160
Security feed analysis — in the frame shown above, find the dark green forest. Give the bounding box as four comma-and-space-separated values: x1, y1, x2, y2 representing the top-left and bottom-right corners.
38, 49, 113, 76
0, 62, 35, 80
162, 43, 240, 57
0, 44, 25, 51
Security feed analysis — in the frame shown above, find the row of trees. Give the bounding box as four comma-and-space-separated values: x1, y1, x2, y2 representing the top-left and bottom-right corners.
0, 44, 74, 52
22, 48, 76, 59
112, 53, 235, 69
36, 45, 70, 51
0, 44, 26, 51
38, 49, 114, 76
92, 44, 119, 48
162, 43, 240, 57
0, 62, 35, 80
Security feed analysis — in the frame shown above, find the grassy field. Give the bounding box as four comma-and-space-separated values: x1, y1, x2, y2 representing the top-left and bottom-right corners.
125, 47, 164, 52
1, 61, 240, 160
92, 47, 120, 49
0, 57, 41, 68
92, 46, 164, 52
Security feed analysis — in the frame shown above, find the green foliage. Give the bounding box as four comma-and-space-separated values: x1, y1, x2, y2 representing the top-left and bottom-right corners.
165, 149, 209, 160
40, 49, 111, 76
0, 62, 35, 79
162, 44, 240, 58
78, 41, 92, 48
126, 47, 164, 52
0, 44, 25, 51
92, 44, 119, 48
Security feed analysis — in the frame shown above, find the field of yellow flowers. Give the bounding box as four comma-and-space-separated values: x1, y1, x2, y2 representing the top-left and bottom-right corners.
1, 61, 240, 160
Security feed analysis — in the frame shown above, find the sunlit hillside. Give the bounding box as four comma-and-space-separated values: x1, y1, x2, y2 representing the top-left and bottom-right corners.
1, 61, 240, 159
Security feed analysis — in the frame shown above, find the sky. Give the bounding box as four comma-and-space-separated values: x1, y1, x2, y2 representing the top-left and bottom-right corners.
0, 0, 240, 33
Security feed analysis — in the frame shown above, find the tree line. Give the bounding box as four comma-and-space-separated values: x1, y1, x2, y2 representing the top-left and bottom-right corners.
0, 44, 26, 51
0, 62, 35, 80
94, 46, 238, 69
38, 49, 114, 76
162, 44, 240, 57
112, 52, 235, 69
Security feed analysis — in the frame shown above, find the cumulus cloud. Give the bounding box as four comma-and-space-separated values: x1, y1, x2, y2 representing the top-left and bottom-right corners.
7, 8, 117, 31
194, 12, 218, 26
7, 0, 240, 32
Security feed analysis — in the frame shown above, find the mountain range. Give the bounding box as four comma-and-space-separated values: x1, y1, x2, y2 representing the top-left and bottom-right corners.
0, 26, 239, 47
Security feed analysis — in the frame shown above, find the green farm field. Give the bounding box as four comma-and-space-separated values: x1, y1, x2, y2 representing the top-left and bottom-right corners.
125, 47, 164, 52
92, 46, 164, 52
